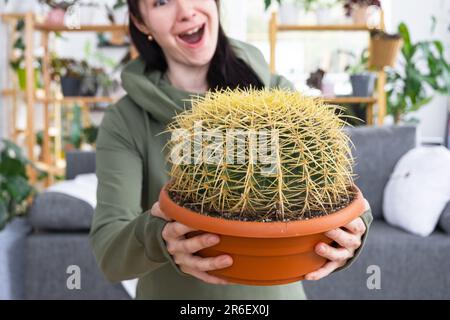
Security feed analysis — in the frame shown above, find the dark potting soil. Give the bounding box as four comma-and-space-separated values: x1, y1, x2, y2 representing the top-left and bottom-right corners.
168, 189, 356, 222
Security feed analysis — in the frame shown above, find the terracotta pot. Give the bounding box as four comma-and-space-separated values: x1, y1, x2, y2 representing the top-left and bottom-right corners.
159, 184, 366, 286
369, 32, 403, 69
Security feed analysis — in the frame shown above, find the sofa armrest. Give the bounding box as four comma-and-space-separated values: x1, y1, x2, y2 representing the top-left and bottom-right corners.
66, 151, 96, 179
29, 192, 94, 231
438, 201, 450, 234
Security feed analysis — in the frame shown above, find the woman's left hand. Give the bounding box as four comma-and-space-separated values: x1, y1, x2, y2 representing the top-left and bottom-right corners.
304, 199, 370, 281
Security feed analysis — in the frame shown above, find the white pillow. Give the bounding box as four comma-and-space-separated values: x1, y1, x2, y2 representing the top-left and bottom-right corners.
383, 146, 450, 237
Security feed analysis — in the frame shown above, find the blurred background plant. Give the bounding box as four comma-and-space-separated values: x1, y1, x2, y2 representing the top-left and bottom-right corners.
342, 48, 370, 74
387, 21, 450, 124
0, 140, 37, 230
9, 19, 42, 91
341, 0, 381, 17
38, 0, 78, 11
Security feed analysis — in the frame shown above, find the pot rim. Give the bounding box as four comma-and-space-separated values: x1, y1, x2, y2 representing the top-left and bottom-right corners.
159, 183, 366, 238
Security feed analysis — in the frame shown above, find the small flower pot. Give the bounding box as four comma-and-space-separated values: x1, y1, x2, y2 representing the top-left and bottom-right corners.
61, 76, 82, 96
350, 73, 376, 97
159, 183, 366, 286
16, 68, 40, 91
45, 8, 66, 27
369, 31, 403, 69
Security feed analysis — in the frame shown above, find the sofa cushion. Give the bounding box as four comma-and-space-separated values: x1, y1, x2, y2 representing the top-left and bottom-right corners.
28, 192, 94, 230
439, 201, 450, 234
346, 126, 417, 220
302, 220, 450, 299
25, 233, 129, 299
383, 146, 450, 236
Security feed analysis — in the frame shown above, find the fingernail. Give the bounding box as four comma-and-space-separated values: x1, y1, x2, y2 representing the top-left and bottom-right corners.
207, 235, 219, 245
327, 229, 337, 236
220, 256, 232, 265
318, 244, 326, 253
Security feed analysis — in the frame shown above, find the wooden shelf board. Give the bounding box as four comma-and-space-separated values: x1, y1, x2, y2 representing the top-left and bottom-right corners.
1, 88, 16, 96
1, 13, 26, 22
35, 23, 128, 33
37, 96, 119, 104
277, 24, 377, 32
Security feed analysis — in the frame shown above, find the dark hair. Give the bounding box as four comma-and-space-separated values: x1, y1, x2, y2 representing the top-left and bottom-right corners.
127, 0, 264, 91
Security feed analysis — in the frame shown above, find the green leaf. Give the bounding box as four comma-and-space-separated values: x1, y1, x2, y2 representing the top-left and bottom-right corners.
112, 0, 126, 10
0, 200, 9, 231
70, 105, 83, 149
5, 176, 33, 203
398, 22, 412, 57
0, 157, 26, 177
410, 96, 433, 112
431, 16, 437, 33
1, 139, 29, 163
433, 40, 444, 56
16, 19, 25, 32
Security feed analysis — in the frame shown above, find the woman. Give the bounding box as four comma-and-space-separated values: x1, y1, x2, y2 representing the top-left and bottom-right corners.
90, 0, 373, 299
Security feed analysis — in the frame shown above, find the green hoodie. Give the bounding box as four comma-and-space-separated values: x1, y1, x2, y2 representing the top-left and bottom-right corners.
89, 38, 373, 300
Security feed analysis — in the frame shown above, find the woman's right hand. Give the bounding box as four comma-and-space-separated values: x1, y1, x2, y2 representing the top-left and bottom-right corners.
150, 202, 233, 285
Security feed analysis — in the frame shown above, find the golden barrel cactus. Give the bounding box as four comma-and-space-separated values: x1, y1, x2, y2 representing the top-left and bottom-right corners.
164, 88, 355, 221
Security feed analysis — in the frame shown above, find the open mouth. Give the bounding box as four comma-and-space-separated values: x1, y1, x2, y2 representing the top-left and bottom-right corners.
177, 23, 206, 47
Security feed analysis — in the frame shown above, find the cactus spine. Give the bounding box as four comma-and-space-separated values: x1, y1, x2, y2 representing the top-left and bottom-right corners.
164, 88, 355, 221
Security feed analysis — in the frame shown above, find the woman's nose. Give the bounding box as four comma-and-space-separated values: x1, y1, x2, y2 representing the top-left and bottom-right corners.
176, 0, 197, 22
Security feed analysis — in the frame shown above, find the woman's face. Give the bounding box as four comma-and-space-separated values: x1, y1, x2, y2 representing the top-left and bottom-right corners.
133, 0, 219, 68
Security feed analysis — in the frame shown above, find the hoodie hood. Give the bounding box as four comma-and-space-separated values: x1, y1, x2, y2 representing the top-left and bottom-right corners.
121, 38, 272, 125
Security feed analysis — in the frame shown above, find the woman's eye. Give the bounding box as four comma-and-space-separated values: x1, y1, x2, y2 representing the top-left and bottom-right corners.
154, 0, 170, 7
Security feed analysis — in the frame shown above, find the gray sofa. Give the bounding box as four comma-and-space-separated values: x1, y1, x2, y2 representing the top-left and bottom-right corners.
25, 125, 450, 299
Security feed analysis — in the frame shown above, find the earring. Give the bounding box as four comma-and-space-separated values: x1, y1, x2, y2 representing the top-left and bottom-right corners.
148, 34, 153, 41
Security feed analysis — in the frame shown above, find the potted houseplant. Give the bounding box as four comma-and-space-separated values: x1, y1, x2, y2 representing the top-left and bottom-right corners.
158, 88, 366, 285
51, 58, 84, 96
39, 0, 79, 26
387, 22, 450, 124
0, 139, 34, 299
343, 48, 376, 97
342, 0, 381, 25
82, 41, 121, 97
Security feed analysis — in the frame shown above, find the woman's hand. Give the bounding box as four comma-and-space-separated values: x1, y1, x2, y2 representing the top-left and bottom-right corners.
304, 199, 370, 281
150, 202, 233, 285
